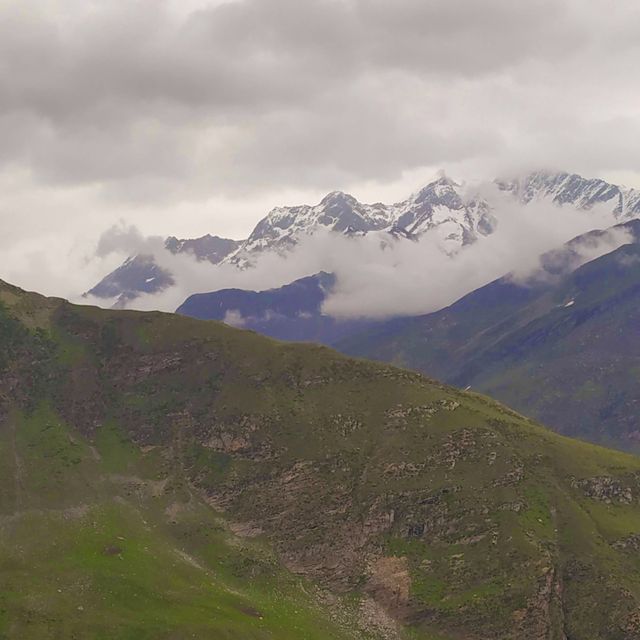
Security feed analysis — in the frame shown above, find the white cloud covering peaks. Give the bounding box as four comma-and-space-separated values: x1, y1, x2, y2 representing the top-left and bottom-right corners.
84, 182, 629, 320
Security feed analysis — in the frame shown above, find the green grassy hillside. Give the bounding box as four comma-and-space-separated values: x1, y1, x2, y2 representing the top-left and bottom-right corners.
3, 279, 640, 639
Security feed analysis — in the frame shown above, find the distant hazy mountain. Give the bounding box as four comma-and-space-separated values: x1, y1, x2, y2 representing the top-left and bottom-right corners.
86, 234, 241, 306
86, 254, 174, 307
88, 170, 640, 307
164, 234, 242, 264
338, 219, 640, 450
177, 271, 379, 344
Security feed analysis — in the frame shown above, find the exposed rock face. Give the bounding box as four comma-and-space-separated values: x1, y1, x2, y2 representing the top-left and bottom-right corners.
366, 556, 412, 615
613, 534, 640, 551
572, 475, 636, 504
512, 564, 567, 640
164, 234, 241, 264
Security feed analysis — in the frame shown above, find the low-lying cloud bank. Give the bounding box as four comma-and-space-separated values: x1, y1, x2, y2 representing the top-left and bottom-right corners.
83, 186, 632, 320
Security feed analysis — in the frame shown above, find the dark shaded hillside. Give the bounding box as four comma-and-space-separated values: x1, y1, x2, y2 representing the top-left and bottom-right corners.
339, 220, 640, 450
4, 279, 640, 638
177, 272, 377, 344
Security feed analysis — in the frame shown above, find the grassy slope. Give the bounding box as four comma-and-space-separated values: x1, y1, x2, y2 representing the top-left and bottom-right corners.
0, 403, 370, 640
0, 284, 374, 640
3, 280, 640, 638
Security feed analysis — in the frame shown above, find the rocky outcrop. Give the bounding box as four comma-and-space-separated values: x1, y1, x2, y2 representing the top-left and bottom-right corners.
572, 476, 635, 504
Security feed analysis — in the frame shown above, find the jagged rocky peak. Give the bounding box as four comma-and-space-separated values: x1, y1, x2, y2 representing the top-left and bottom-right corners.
317, 191, 364, 231
86, 254, 174, 306
86, 233, 242, 306
165, 234, 242, 263
413, 174, 462, 203
319, 190, 358, 207
319, 191, 389, 233
228, 189, 396, 263
497, 170, 612, 203
392, 174, 495, 250
396, 176, 465, 229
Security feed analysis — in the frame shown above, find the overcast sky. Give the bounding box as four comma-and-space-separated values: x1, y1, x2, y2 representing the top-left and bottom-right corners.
2, 0, 640, 297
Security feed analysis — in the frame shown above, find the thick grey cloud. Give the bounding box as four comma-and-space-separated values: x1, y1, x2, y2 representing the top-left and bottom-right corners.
2, 0, 639, 193
1, 0, 640, 299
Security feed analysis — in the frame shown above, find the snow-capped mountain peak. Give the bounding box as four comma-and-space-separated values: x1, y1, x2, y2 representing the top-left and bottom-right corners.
496, 170, 640, 219
319, 190, 356, 206
225, 175, 496, 265
226, 189, 398, 265
388, 175, 495, 251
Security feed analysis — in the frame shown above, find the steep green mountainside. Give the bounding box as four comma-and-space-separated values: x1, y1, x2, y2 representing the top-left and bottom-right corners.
339, 224, 640, 450
4, 280, 640, 639
0, 289, 369, 639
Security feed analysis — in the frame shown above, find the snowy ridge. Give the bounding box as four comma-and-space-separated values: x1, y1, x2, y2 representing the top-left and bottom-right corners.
225, 175, 495, 266
224, 170, 640, 268
497, 170, 640, 219
228, 191, 395, 266
390, 176, 496, 249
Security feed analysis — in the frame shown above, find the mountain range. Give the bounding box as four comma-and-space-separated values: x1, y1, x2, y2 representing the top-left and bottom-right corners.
225, 176, 495, 268
84, 168, 640, 452
5, 277, 640, 638
87, 170, 640, 307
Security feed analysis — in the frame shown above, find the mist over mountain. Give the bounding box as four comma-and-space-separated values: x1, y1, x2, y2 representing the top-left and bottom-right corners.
176, 271, 382, 344
87, 170, 637, 320
173, 215, 640, 452
87, 233, 241, 307
338, 219, 640, 450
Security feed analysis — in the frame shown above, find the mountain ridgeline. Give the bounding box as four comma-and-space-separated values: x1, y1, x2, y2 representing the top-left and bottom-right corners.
228, 169, 640, 266
4, 279, 640, 638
